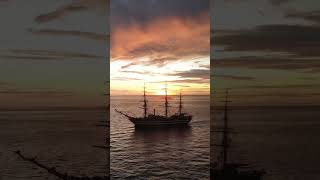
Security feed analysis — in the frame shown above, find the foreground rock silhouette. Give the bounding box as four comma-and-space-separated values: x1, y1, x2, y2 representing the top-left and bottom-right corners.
14, 150, 109, 180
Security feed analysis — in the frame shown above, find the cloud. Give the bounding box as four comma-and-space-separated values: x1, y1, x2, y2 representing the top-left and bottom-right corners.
111, 77, 142, 81
0, 84, 73, 97
111, 0, 209, 27
286, 10, 320, 24
214, 24, 320, 59
0, 55, 59, 60
119, 70, 147, 75
111, 14, 210, 61
35, 0, 109, 23
0, 90, 73, 96
116, 68, 210, 84
298, 77, 317, 80
119, 55, 182, 69
214, 74, 256, 81
35, 4, 88, 23
173, 84, 191, 88
0, 82, 11, 89
1, 49, 104, 61
246, 84, 320, 89
12, 49, 103, 58
170, 69, 210, 79
111, 0, 210, 95
157, 79, 210, 84
216, 92, 320, 99
28, 28, 108, 41
213, 56, 320, 72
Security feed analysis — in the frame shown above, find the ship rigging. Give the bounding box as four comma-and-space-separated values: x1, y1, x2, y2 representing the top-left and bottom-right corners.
115, 84, 192, 127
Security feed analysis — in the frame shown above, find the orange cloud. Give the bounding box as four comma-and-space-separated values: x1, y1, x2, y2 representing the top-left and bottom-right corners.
111, 13, 210, 63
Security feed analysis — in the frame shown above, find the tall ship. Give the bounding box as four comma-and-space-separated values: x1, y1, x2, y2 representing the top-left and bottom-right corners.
115, 84, 192, 127
212, 90, 265, 180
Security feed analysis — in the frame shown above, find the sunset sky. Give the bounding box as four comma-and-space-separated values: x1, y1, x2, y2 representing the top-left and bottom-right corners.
0, 0, 108, 108
212, 0, 320, 106
3, 0, 319, 107
110, 0, 210, 95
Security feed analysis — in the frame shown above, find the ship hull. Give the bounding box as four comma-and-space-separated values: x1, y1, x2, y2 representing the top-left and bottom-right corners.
212, 170, 264, 180
211, 165, 265, 180
212, 174, 263, 180
129, 115, 192, 127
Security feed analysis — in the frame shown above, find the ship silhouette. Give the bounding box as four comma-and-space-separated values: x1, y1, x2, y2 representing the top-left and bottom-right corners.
115, 84, 192, 127
212, 90, 265, 180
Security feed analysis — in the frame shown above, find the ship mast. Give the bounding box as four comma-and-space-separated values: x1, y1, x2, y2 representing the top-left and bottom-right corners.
165, 83, 169, 117
143, 83, 147, 118
222, 89, 230, 168
179, 90, 182, 115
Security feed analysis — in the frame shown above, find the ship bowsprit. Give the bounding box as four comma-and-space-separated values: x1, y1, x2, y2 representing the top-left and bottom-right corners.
115, 83, 193, 128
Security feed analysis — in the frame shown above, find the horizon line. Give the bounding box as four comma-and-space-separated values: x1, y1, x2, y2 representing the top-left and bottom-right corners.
110, 94, 210, 96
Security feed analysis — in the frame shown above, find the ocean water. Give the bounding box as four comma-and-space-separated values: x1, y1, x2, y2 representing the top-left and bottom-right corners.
212, 106, 320, 180
1, 101, 319, 180
110, 95, 210, 179
0, 109, 108, 180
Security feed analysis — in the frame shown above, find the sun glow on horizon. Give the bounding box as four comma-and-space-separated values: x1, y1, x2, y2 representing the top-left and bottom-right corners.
155, 90, 166, 96
110, 56, 210, 95
110, 7, 210, 95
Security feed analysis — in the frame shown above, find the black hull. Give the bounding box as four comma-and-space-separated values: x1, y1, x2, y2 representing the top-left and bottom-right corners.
211, 167, 265, 180
134, 122, 190, 128
129, 115, 192, 127
211, 174, 263, 180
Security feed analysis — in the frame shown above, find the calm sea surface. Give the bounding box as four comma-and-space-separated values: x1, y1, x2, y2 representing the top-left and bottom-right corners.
110, 95, 210, 179
2, 100, 319, 180
0, 109, 108, 180
212, 106, 320, 180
